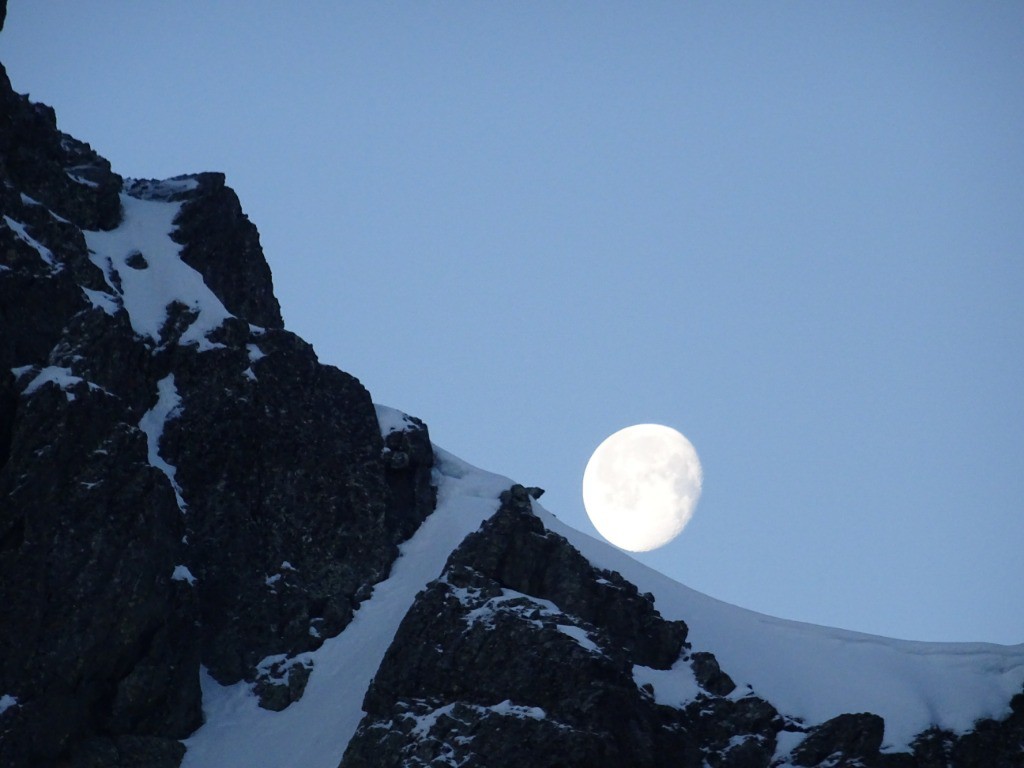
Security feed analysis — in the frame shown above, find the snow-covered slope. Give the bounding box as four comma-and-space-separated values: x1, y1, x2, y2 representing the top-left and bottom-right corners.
181, 443, 514, 768
181, 415, 1024, 766
540, 505, 1024, 754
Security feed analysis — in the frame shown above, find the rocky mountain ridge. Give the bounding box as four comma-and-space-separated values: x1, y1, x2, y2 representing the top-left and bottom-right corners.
1, 11, 1022, 767
0, 38, 433, 764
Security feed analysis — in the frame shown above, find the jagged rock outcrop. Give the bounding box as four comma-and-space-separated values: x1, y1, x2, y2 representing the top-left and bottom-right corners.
341, 485, 784, 768
342, 487, 1024, 768
781, 697, 1024, 768
380, 412, 437, 541
790, 713, 885, 766
901, 695, 1024, 768
167, 172, 283, 330
0, 48, 435, 766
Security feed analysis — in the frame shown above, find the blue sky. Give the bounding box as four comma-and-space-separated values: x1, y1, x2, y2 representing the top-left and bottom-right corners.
3, 2, 1021, 644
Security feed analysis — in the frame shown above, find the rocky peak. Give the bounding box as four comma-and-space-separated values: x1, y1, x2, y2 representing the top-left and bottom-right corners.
343, 485, 782, 768
0, 64, 435, 767
161, 172, 283, 330
0, 67, 121, 232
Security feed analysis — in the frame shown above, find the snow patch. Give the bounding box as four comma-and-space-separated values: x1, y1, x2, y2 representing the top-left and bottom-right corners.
451, 583, 602, 655
486, 700, 546, 720
20, 193, 70, 223
20, 365, 110, 401
172, 565, 196, 585
460, 588, 557, 631
81, 286, 120, 315
772, 729, 809, 765
246, 344, 266, 363
405, 702, 459, 739
3, 215, 59, 270
65, 170, 99, 188
556, 624, 601, 654
138, 375, 186, 512
22, 366, 82, 396
632, 659, 701, 708
84, 192, 233, 350
0, 694, 18, 715
374, 404, 416, 437
403, 699, 546, 741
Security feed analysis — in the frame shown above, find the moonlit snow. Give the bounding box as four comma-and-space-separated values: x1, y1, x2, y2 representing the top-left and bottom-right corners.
83, 188, 233, 351
11, 365, 111, 402
138, 374, 187, 513
172, 565, 197, 586
20, 366, 86, 398
2, 214, 59, 270
180, 408, 1024, 766
0, 694, 18, 716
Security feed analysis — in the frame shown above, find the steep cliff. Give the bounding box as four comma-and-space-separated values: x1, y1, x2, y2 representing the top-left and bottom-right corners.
0, 45, 434, 766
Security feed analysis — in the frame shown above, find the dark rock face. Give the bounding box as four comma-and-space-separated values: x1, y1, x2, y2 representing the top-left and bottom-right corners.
163, 173, 283, 330
381, 413, 437, 541
905, 693, 1024, 768
0, 65, 434, 766
782, 698, 1024, 768
691, 651, 737, 698
341, 485, 784, 768
791, 712, 885, 766
450, 484, 690, 670
70, 735, 186, 768
0, 67, 121, 232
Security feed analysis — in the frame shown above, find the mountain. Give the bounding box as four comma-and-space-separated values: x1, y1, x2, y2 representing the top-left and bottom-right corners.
1, 11, 1022, 767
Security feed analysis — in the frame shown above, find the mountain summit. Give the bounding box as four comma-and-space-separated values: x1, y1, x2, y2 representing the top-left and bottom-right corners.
1, 15, 1022, 768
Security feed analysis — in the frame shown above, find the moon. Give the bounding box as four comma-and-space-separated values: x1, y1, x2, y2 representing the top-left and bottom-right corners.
582, 424, 703, 552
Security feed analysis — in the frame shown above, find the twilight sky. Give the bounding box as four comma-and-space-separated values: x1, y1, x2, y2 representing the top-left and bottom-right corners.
3, 2, 1021, 644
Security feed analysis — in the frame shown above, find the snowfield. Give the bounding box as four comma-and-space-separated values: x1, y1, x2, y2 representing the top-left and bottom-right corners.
181, 414, 1024, 766
83, 188, 233, 351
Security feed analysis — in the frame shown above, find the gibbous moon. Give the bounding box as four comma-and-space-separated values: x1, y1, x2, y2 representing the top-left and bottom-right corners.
582, 424, 702, 552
